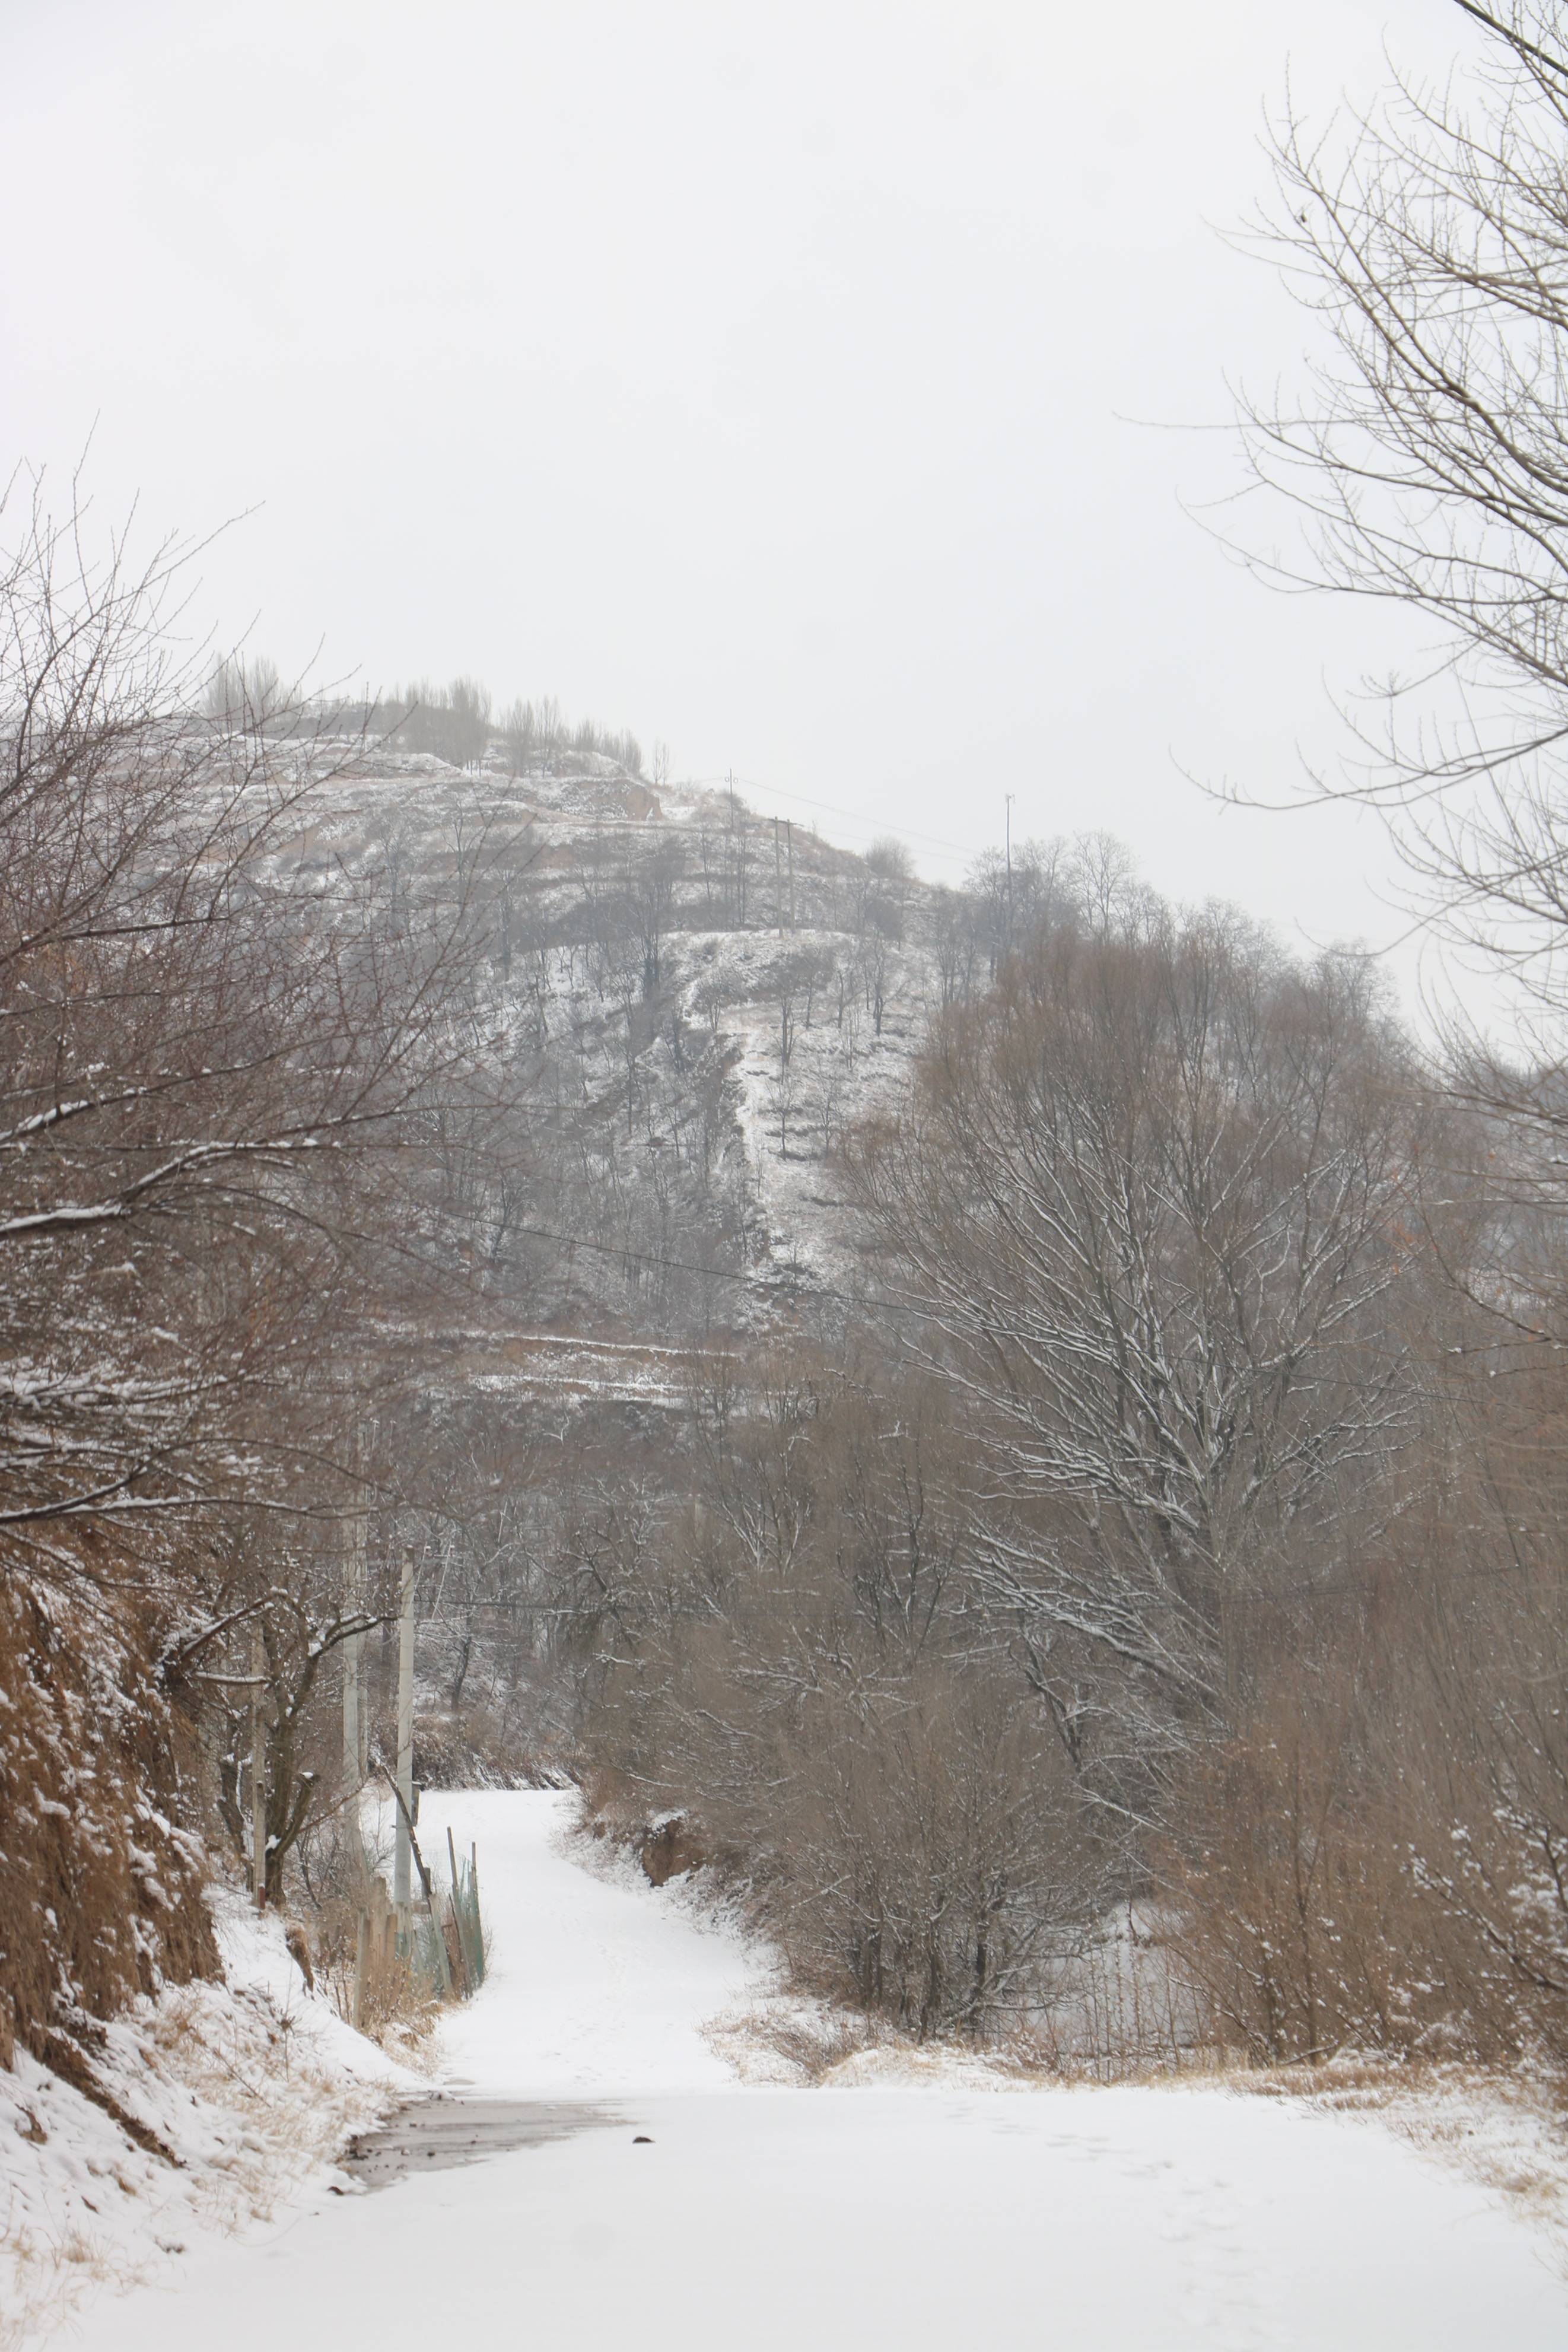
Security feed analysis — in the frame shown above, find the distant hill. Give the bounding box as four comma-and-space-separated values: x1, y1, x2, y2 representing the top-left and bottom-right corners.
255, 733, 988, 1366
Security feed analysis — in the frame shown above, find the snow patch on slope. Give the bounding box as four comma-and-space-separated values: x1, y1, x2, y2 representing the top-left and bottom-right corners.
0, 1887, 412, 2350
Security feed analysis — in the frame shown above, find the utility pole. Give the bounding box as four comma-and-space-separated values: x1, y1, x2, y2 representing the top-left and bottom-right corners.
342, 1601, 364, 1801
342, 1428, 368, 1821
785, 818, 796, 929
774, 815, 784, 935
727, 770, 746, 926
393, 1548, 415, 1952
1004, 793, 1016, 951
250, 1620, 267, 1906
343, 1425, 370, 2023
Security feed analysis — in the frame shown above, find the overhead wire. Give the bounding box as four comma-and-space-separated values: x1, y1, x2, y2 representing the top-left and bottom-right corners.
683, 772, 981, 864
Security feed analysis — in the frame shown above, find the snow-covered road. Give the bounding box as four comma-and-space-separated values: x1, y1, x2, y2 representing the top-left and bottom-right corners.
427, 1788, 758, 2094
69, 1790, 1568, 2352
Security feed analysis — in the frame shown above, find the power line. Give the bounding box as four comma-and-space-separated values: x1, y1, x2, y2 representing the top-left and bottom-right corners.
520, 787, 972, 875
494, 1215, 1562, 1380
679, 773, 981, 864
439, 1539, 1560, 1616
495, 1213, 923, 1320
1451, 0, 1568, 81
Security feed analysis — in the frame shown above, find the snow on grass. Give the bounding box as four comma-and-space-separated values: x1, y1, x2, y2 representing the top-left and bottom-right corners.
1238, 2055, 1568, 2275
0, 1886, 413, 2351
23, 1791, 1568, 2352
58, 2082, 1568, 2352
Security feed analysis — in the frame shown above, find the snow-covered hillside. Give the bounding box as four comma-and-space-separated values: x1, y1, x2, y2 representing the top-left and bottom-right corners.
255, 738, 962, 1349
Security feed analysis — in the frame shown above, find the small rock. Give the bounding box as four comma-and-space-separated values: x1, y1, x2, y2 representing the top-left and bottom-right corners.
638, 1814, 706, 1887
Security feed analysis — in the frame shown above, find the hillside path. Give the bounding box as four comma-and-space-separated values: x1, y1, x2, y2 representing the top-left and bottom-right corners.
71, 1790, 1568, 2352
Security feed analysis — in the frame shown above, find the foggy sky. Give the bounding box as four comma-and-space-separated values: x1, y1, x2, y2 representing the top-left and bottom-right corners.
2, 1, 1478, 1000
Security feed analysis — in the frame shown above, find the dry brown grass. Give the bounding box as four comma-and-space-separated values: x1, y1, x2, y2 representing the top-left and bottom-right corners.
0, 1963, 400, 2352
1233, 2051, 1568, 2250
0, 1575, 217, 2073
292, 1822, 449, 2061
139, 1983, 390, 2226
1, 2220, 157, 2352
308, 1906, 445, 2059
705, 2002, 882, 2084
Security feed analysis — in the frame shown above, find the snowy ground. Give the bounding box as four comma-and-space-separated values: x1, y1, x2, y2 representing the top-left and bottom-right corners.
423, 1790, 759, 2095
39, 1788, 1568, 2352
0, 1892, 412, 2351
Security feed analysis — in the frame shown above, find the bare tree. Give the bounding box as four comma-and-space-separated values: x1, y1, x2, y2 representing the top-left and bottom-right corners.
203, 650, 284, 731
0, 478, 528, 2056
1238, 6, 1568, 1013
846, 901, 1426, 1752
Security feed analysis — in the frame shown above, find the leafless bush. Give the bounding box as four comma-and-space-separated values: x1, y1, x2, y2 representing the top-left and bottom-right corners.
1156, 1668, 1434, 2064
291, 1811, 443, 2051
865, 836, 914, 883
581, 1358, 1112, 2036
1152, 1334, 1568, 2071
754, 1661, 1099, 2036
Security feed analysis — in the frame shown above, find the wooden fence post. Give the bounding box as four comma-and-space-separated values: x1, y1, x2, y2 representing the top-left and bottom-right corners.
250, 1620, 267, 1905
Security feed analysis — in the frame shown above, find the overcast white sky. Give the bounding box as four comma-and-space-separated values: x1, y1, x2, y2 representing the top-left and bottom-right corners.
1, 0, 1481, 1000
